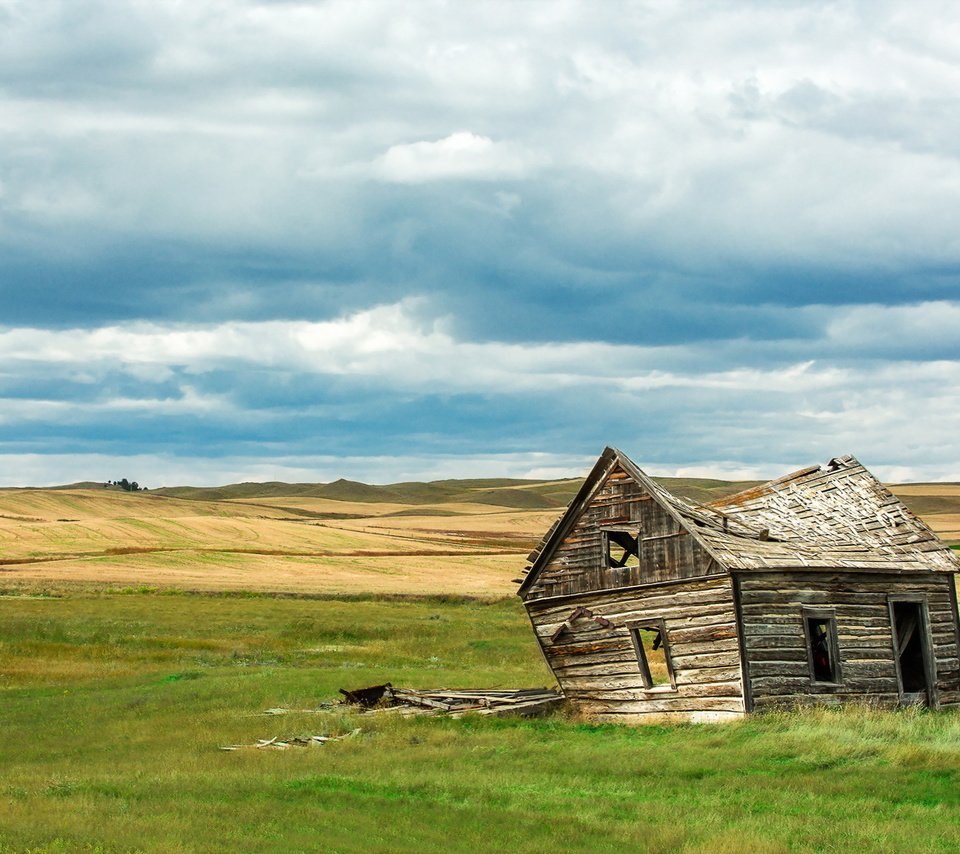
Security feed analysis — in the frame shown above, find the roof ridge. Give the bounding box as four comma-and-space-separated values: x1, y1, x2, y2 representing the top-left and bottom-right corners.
518, 447, 960, 598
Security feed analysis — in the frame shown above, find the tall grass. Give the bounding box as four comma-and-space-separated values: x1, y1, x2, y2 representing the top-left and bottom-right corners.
2, 591, 959, 853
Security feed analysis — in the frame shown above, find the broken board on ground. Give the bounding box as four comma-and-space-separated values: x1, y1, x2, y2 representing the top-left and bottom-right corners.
221, 728, 361, 751
339, 683, 563, 717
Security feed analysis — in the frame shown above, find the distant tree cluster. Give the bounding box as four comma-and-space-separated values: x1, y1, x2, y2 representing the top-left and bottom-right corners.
105, 478, 147, 492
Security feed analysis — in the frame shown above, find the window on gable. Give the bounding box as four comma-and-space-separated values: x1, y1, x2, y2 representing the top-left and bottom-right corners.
604, 528, 640, 569
628, 619, 676, 690
803, 610, 841, 685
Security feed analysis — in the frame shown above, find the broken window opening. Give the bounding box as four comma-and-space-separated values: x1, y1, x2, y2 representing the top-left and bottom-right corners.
605, 529, 640, 569
804, 611, 840, 685
628, 620, 676, 690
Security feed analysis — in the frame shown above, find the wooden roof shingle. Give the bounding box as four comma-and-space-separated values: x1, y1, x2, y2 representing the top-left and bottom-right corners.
685, 453, 959, 572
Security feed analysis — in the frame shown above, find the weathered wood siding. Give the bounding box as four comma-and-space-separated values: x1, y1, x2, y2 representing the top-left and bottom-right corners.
527, 576, 745, 722
738, 571, 960, 710
524, 465, 718, 601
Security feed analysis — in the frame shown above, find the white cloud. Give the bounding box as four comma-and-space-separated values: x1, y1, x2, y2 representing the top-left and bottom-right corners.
3, 2, 960, 265
0, 298, 958, 484
825, 301, 960, 352
2, 300, 958, 401
372, 131, 540, 183
0, 387, 232, 425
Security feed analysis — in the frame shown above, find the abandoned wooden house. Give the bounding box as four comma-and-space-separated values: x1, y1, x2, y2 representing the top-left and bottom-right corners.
516, 447, 960, 722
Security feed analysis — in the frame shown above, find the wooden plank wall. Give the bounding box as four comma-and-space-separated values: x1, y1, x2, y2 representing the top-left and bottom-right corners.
738, 571, 960, 709
527, 576, 746, 722
524, 465, 717, 601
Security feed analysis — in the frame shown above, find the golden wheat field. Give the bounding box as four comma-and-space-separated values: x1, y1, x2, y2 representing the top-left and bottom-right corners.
0, 487, 542, 596
0, 478, 957, 597
887, 484, 960, 542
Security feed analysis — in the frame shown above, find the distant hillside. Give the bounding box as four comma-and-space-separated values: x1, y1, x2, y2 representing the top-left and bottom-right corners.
150, 474, 771, 511
885, 491, 960, 517
13, 473, 959, 525
652, 477, 766, 505
153, 477, 581, 509
144, 476, 960, 544
3, 481, 116, 492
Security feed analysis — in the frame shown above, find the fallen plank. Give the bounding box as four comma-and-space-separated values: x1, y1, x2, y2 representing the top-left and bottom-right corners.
338, 683, 563, 717
221, 728, 361, 751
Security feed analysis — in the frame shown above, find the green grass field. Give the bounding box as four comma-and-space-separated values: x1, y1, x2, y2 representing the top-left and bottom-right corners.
2, 590, 959, 853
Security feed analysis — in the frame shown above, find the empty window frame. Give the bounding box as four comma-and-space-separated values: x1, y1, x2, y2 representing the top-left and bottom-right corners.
628, 619, 676, 690
603, 528, 640, 569
803, 609, 842, 685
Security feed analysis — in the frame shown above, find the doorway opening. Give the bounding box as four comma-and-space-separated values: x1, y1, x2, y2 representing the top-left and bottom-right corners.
891, 600, 932, 705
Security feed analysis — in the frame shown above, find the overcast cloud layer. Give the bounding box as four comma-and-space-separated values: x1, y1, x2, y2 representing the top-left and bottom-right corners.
1, 0, 958, 486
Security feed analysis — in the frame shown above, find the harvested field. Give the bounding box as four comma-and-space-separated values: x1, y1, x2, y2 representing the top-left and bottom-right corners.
0, 488, 292, 522
919, 513, 960, 543
228, 496, 509, 517
0, 513, 492, 561
0, 477, 957, 597
0, 486, 534, 596
0, 550, 522, 596
890, 483, 960, 496
889, 483, 960, 545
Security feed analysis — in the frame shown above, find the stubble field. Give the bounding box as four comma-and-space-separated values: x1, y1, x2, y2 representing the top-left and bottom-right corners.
1, 477, 957, 597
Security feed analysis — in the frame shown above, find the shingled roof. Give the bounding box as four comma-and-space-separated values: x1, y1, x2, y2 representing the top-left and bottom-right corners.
519, 448, 959, 592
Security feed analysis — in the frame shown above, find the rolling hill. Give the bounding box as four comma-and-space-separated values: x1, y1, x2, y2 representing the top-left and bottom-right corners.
0, 474, 956, 598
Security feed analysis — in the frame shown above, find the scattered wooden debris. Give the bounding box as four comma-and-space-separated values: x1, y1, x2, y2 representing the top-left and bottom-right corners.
259, 707, 329, 716
338, 684, 563, 717
221, 728, 361, 751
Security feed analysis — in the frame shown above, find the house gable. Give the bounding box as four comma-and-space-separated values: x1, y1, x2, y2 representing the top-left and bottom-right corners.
519, 448, 721, 602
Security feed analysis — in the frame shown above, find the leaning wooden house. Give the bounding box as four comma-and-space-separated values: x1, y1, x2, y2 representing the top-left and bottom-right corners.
517, 447, 960, 722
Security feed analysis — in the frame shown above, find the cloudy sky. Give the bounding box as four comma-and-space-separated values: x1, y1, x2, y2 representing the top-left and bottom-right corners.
1, 0, 958, 487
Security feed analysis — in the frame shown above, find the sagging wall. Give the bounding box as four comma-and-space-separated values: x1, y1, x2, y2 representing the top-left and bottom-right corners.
523, 465, 718, 601
737, 571, 960, 710
526, 575, 746, 722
